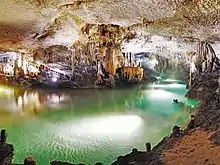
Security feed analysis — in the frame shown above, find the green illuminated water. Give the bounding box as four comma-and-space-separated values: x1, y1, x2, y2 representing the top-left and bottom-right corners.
0, 79, 198, 164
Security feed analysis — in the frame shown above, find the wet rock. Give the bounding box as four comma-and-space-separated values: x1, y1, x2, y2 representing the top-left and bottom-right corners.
117, 156, 124, 162
187, 115, 195, 130
0, 129, 14, 165
132, 148, 138, 153
111, 151, 163, 165
171, 125, 183, 138
145, 142, 151, 152
50, 161, 75, 165
24, 157, 37, 165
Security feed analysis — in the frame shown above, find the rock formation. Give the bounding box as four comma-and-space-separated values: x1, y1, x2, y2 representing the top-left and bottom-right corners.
0, 129, 14, 165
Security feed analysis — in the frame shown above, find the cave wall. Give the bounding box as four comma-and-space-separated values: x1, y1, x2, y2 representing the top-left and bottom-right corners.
32, 45, 71, 65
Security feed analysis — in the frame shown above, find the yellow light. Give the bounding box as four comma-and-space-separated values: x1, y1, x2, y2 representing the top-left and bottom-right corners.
18, 96, 23, 107
185, 51, 191, 56
0, 86, 14, 96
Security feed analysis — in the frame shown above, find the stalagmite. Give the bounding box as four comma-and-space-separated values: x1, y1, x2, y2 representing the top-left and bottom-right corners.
189, 69, 192, 89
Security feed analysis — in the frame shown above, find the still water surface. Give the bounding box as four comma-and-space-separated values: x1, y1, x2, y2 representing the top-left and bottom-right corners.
0, 79, 197, 164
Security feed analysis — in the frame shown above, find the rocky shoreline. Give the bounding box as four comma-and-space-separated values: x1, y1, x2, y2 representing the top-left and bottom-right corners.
5, 72, 220, 165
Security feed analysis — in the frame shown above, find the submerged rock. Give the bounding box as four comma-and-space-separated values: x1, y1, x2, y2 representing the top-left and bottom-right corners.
50, 161, 75, 165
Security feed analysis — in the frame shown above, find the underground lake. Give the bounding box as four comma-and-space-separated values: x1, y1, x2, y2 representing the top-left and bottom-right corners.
0, 78, 198, 164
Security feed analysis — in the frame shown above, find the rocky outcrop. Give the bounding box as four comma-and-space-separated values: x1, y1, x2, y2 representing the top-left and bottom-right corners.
111, 150, 163, 165
186, 72, 220, 131
186, 73, 219, 102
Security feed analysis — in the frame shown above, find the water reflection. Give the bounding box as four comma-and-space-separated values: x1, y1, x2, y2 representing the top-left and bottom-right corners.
0, 80, 197, 165
0, 86, 139, 124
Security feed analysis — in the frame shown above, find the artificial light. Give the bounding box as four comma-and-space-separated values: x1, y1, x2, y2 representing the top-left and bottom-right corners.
52, 77, 57, 82
58, 115, 143, 139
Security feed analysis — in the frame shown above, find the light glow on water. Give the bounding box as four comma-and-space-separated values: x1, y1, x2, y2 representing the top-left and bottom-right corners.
149, 83, 184, 89
146, 89, 174, 100
58, 115, 143, 139
163, 79, 178, 82
0, 86, 14, 96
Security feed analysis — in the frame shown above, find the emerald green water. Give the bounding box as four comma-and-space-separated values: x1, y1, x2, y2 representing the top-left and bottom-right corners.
0, 79, 198, 164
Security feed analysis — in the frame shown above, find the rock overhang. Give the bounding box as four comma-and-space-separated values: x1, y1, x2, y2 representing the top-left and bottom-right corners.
0, 0, 220, 53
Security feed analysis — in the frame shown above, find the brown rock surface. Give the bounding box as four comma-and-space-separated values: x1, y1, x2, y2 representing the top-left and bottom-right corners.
162, 130, 220, 165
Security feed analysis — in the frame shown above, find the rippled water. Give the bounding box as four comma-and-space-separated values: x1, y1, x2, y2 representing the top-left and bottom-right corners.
0, 79, 197, 165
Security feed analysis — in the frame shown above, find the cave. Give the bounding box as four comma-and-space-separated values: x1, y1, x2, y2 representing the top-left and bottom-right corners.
0, 0, 220, 165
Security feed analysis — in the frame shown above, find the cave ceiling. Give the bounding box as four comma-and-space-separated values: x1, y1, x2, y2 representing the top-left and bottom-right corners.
0, 0, 220, 52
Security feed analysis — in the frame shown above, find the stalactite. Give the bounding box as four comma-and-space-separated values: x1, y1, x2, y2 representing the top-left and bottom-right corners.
197, 41, 220, 73
72, 24, 135, 75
